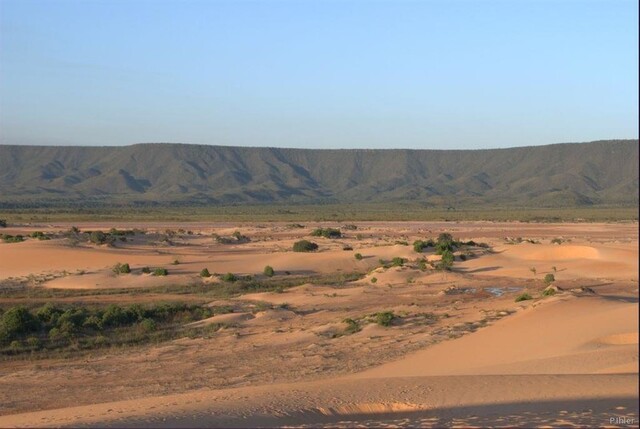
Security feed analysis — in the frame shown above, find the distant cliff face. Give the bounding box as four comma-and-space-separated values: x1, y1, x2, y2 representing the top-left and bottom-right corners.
0, 140, 637, 207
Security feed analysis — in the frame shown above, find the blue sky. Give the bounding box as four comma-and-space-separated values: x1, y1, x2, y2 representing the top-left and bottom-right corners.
0, 0, 637, 149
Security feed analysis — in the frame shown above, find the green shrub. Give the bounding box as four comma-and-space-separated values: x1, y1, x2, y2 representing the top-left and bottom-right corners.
139, 318, 157, 332
153, 268, 168, 276
57, 308, 88, 329
36, 303, 63, 324
293, 240, 318, 252
108, 228, 134, 236
83, 315, 102, 330
543, 273, 555, 285
354, 253, 363, 260
370, 277, 378, 284
0, 306, 40, 343
222, 272, 237, 282
8, 340, 22, 353
263, 265, 275, 277
343, 318, 361, 334
0, 219, 6, 228
515, 293, 533, 302
413, 240, 427, 253
436, 250, 454, 271
101, 304, 133, 327
89, 230, 108, 244
113, 262, 131, 274
200, 268, 211, 278
141, 266, 151, 274
30, 231, 50, 240
391, 257, 405, 267
542, 288, 556, 297
48, 327, 62, 340
375, 311, 395, 327
435, 237, 454, 254
310, 228, 341, 238
232, 231, 244, 240
25, 336, 41, 350
1, 234, 24, 243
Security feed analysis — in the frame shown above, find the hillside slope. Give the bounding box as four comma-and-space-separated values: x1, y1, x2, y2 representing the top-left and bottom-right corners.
0, 140, 637, 207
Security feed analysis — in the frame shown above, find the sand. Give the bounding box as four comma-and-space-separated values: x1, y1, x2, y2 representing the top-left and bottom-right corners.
0, 221, 637, 427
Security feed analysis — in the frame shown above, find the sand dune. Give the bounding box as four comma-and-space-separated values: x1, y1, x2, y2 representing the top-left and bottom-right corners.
0, 222, 637, 427
1, 294, 636, 428
185, 312, 254, 328
459, 242, 638, 280
356, 295, 638, 378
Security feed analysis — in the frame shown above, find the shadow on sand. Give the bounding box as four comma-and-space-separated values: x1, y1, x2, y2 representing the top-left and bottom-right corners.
115, 396, 639, 428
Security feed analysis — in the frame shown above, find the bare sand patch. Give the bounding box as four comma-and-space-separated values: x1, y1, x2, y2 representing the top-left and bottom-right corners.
595, 332, 639, 346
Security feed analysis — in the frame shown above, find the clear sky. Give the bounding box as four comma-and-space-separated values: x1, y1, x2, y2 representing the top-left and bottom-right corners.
0, 0, 637, 149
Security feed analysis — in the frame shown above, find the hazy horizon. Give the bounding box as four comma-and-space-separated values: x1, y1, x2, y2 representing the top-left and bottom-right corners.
1, 0, 638, 149
0, 138, 637, 152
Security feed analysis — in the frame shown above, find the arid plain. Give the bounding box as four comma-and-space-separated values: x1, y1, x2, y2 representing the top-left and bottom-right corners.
0, 221, 637, 427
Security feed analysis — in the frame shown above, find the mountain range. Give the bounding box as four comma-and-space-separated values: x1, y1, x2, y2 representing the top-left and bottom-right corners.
0, 139, 637, 207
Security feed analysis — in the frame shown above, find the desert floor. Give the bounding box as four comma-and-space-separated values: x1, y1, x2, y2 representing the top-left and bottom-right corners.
0, 221, 637, 427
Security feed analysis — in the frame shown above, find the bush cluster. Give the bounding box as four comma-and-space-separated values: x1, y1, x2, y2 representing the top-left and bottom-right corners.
214, 231, 250, 244
109, 228, 136, 237
153, 268, 168, 276
221, 272, 237, 282
310, 228, 342, 238
292, 240, 318, 252
391, 257, 405, 267
30, 231, 51, 240
0, 303, 213, 355
542, 288, 556, 297
263, 266, 275, 277
112, 262, 131, 275
515, 293, 533, 302
436, 250, 455, 271
414, 233, 480, 255
374, 311, 396, 327
1, 234, 24, 243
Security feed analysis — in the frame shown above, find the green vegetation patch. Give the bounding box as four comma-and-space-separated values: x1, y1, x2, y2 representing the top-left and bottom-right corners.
1, 234, 24, 243
293, 240, 319, 252
374, 311, 396, 327
0, 302, 215, 357
515, 293, 533, 302
310, 227, 342, 238
263, 265, 275, 277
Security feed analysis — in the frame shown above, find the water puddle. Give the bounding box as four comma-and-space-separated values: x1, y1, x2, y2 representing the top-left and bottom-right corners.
484, 286, 522, 297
